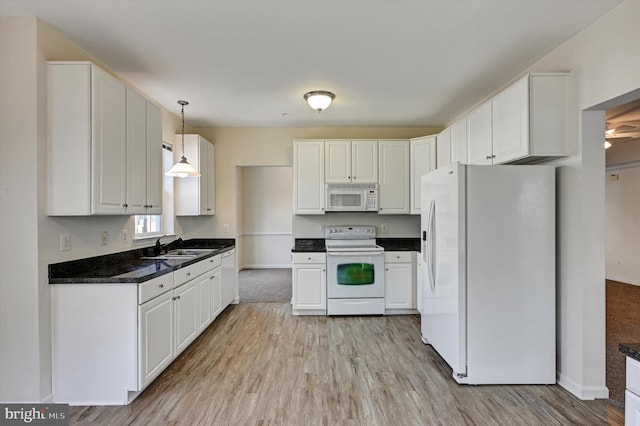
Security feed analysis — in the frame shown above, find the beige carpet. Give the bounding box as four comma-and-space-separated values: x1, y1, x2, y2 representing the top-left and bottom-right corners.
607, 279, 640, 409
238, 268, 292, 303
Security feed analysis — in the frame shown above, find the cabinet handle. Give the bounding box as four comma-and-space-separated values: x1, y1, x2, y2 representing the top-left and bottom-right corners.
308, 257, 312, 261
353, 176, 356, 180
486, 155, 491, 159
491, 155, 496, 159
122, 203, 128, 208
159, 284, 164, 288
322, 269, 325, 272
186, 272, 191, 276
207, 208, 212, 211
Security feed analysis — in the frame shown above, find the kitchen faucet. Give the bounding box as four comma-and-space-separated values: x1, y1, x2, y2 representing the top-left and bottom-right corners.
153, 236, 183, 255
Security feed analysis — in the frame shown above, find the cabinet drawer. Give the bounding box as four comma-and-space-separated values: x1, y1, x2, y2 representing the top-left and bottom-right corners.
139, 274, 173, 304
384, 251, 413, 263
293, 252, 326, 264
174, 255, 221, 287
628, 357, 640, 395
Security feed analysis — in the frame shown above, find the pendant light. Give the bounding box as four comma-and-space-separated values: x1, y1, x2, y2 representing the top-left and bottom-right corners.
165, 100, 200, 178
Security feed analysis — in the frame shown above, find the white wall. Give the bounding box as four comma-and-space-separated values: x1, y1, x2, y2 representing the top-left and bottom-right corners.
239, 166, 293, 269
605, 164, 640, 285
502, 0, 640, 399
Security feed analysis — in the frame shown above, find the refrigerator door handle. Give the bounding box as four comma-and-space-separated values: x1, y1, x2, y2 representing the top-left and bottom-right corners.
425, 199, 436, 294
429, 200, 436, 293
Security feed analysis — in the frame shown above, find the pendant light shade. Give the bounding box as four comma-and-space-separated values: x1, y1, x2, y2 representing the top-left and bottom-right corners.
166, 100, 200, 178
304, 91, 335, 113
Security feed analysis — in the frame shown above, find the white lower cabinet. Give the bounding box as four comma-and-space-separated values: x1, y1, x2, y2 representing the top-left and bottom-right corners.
52, 252, 231, 405
384, 252, 416, 314
626, 356, 640, 425
174, 279, 199, 356
197, 273, 213, 333
292, 252, 326, 315
138, 290, 174, 389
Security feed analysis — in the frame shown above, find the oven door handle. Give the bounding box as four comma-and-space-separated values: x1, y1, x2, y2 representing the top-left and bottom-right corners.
326, 252, 384, 256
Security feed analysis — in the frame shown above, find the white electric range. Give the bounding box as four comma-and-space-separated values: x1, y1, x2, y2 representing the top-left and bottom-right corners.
325, 225, 385, 315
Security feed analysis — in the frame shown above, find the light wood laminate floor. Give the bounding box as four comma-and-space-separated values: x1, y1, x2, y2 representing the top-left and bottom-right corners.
70, 303, 624, 425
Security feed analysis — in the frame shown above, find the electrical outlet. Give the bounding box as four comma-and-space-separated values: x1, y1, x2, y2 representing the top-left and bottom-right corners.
121, 230, 128, 243
59, 234, 71, 251
381, 224, 388, 232
101, 231, 109, 246
223, 224, 230, 233
618, 259, 622, 265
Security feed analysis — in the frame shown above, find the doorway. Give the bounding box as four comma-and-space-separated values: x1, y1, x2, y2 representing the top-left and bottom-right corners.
236, 166, 293, 302
604, 98, 640, 408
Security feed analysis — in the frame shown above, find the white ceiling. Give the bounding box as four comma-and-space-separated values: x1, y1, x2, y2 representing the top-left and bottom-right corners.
1, 0, 622, 128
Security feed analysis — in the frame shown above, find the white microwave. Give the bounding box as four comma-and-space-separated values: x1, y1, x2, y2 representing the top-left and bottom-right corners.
325, 183, 379, 212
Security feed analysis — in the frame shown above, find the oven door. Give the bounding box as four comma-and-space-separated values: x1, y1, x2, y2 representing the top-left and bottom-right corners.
326, 251, 385, 298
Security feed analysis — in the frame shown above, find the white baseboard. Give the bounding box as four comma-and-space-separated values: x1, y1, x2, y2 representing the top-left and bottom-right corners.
557, 373, 609, 400
606, 275, 640, 286
240, 264, 292, 270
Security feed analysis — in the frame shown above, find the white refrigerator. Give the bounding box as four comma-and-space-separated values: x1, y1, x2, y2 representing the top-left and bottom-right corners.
420, 162, 556, 384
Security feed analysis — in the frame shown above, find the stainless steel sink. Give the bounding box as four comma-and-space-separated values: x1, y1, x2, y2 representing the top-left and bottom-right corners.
141, 248, 215, 260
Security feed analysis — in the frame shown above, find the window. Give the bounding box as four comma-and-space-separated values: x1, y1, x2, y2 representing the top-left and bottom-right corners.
134, 143, 175, 239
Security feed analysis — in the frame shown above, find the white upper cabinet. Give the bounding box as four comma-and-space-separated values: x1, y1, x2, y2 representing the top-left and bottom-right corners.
174, 134, 215, 216
450, 116, 468, 165
293, 140, 325, 215
410, 135, 437, 214
378, 140, 410, 215
436, 127, 451, 168
492, 73, 568, 164
467, 101, 493, 165
325, 140, 377, 183
126, 90, 162, 215
47, 61, 162, 216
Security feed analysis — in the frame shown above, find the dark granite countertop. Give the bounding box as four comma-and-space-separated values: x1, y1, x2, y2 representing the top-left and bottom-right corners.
620, 343, 640, 362
292, 238, 420, 252
292, 238, 326, 252
49, 239, 235, 284
376, 238, 420, 251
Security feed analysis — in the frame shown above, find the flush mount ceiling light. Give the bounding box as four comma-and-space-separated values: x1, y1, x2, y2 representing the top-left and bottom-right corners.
166, 100, 201, 178
304, 90, 335, 113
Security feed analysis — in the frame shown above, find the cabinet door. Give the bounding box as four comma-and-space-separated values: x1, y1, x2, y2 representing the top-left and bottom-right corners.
211, 269, 223, 319
410, 136, 436, 215
126, 89, 148, 214
450, 117, 468, 165
292, 265, 326, 310
467, 101, 493, 165
145, 102, 163, 214
492, 76, 529, 164
352, 140, 378, 183
197, 273, 212, 333
378, 140, 410, 214
437, 127, 451, 168
138, 291, 174, 389
626, 390, 640, 426
204, 140, 215, 215
293, 140, 325, 215
175, 134, 211, 216
325, 140, 351, 183
385, 263, 414, 310
91, 66, 127, 214
174, 280, 199, 356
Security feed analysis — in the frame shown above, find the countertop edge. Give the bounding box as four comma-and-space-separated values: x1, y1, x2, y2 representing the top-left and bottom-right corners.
49, 244, 234, 285
619, 343, 640, 362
